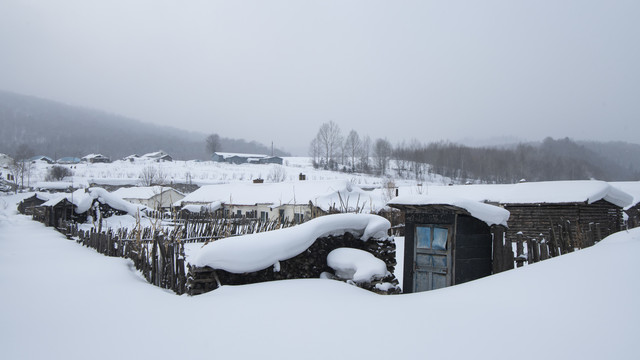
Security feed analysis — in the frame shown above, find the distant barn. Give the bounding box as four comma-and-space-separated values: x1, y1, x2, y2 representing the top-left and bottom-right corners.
82, 154, 111, 163
211, 152, 283, 165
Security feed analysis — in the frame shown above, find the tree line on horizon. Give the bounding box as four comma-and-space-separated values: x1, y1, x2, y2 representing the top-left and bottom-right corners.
308, 121, 640, 183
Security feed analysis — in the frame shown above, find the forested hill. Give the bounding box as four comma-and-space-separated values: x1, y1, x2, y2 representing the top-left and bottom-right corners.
0, 91, 289, 160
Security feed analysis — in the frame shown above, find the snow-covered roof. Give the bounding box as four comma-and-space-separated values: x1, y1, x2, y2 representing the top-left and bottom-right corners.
140, 151, 171, 159
181, 201, 222, 213
609, 181, 640, 209
29, 155, 54, 162
112, 186, 182, 200
193, 214, 390, 273
388, 195, 510, 227
214, 152, 270, 159
395, 181, 633, 208
40, 188, 148, 216
33, 181, 75, 190
177, 180, 382, 212
82, 153, 109, 160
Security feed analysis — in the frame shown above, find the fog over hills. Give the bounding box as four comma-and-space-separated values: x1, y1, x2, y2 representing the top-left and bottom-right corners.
0, 91, 289, 160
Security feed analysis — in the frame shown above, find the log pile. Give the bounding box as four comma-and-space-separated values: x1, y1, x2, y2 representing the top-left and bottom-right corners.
186, 232, 399, 296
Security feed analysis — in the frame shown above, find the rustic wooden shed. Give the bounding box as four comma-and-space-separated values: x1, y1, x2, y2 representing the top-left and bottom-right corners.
401, 181, 633, 248
18, 193, 51, 215
388, 197, 509, 293
42, 198, 76, 228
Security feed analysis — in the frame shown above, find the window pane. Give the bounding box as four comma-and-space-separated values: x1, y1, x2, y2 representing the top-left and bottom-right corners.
433, 227, 448, 250
416, 226, 431, 248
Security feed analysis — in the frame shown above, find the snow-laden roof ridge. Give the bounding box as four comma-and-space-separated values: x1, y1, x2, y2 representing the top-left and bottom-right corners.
193, 214, 391, 273
388, 195, 510, 227
394, 180, 633, 209
214, 152, 273, 159
609, 181, 640, 209
113, 186, 183, 200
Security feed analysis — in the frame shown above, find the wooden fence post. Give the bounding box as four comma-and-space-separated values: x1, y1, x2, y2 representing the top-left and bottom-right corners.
515, 232, 525, 268
492, 227, 503, 274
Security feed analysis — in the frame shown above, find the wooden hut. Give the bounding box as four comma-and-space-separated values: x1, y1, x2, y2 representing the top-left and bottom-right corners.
388, 197, 509, 293
610, 181, 640, 229
39, 197, 76, 228
18, 193, 51, 215
399, 181, 632, 248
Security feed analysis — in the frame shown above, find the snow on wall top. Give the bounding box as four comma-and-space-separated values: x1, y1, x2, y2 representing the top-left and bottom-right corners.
394, 180, 633, 208
112, 186, 182, 200
193, 213, 391, 273
176, 180, 380, 212
609, 181, 640, 209
388, 195, 510, 227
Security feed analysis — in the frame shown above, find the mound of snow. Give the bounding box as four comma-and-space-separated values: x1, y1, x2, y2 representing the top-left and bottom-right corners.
327, 247, 389, 283
193, 213, 390, 273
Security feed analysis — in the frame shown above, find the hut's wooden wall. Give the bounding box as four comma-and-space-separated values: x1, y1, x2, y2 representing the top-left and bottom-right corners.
625, 205, 640, 229
454, 215, 492, 285
504, 200, 623, 246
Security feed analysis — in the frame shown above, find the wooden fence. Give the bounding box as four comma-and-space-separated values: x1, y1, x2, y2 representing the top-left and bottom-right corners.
492, 219, 601, 273
66, 224, 188, 294
48, 216, 298, 295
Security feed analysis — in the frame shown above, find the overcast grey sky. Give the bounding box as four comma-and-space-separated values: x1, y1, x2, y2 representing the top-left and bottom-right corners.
1, 0, 638, 155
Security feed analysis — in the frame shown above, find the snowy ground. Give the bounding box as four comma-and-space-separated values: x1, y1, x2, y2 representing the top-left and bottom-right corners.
1, 193, 638, 359
22, 156, 450, 190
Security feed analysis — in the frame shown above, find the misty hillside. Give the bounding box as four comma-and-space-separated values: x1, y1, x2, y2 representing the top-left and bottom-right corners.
393, 137, 640, 183
0, 91, 289, 160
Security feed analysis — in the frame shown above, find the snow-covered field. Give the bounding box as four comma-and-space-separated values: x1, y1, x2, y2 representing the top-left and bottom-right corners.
1, 193, 638, 359
23, 157, 450, 190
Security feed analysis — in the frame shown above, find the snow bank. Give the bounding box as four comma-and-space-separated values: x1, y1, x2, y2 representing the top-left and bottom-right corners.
193, 214, 390, 273
388, 195, 510, 226
2, 193, 640, 360
327, 248, 389, 283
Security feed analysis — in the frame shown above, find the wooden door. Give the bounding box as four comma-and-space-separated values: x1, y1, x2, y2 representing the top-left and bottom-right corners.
414, 225, 451, 292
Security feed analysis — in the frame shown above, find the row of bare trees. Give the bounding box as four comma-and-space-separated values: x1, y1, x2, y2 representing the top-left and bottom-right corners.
309, 121, 393, 175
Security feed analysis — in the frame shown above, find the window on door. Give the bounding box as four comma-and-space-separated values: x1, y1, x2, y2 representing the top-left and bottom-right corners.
416, 226, 448, 250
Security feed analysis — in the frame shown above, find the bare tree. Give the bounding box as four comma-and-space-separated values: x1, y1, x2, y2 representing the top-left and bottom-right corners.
315, 121, 342, 169
46, 166, 73, 181
374, 138, 393, 175
139, 165, 166, 186
343, 130, 361, 169
206, 134, 221, 155
10, 144, 34, 190
358, 135, 372, 173
268, 165, 287, 182
308, 137, 321, 168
